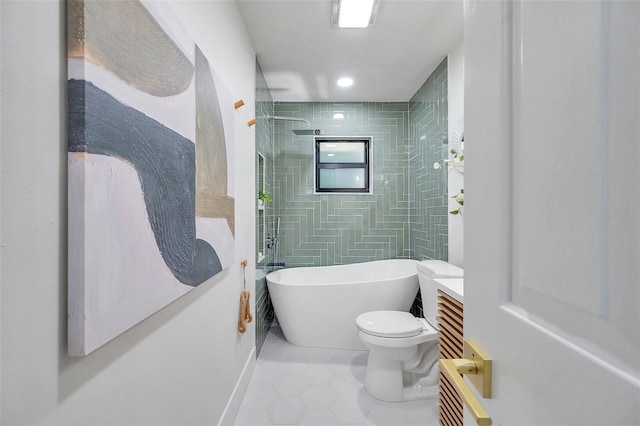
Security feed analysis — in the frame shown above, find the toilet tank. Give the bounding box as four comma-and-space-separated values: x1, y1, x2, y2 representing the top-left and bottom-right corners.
416, 260, 463, 324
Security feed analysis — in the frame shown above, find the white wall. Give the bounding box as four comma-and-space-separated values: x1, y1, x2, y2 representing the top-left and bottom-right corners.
0, 1, 256, 424
448, 42, 464, 268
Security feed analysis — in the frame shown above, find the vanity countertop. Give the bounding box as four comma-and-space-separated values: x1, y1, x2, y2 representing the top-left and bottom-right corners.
433, 278, 464, 303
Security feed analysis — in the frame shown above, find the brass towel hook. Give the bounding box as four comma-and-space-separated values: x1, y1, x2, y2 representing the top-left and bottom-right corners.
241, 259, 247, 289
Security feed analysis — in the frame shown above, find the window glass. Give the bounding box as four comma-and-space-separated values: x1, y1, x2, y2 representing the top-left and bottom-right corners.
315, 137, 371, 193
319, 168, 366, 189
318, 142, 365, 163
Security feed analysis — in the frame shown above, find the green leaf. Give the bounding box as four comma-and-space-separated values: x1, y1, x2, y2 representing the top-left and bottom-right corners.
258, 189, 271, 202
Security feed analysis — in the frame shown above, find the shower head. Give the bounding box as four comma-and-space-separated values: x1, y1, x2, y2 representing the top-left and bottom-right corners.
292, 129, 324, 136
266, 116, 324, 136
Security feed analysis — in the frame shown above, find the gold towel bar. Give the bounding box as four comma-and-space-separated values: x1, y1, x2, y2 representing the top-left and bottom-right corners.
439, 339, 493, 426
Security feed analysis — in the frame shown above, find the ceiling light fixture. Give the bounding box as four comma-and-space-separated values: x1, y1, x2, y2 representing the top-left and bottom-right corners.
331, 0, 378, 28
333, 113, 345, 120
337, 77, 353, 87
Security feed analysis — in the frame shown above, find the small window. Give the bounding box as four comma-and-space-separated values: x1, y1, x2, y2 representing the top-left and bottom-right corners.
315, 137, 371, 193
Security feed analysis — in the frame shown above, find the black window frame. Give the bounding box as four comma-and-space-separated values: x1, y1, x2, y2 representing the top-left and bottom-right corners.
314, 137, 371, 194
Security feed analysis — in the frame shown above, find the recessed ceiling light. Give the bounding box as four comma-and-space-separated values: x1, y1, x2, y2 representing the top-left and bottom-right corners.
337, 77, 353, 87
331, 0, 378, 28
333, 113, 345, 120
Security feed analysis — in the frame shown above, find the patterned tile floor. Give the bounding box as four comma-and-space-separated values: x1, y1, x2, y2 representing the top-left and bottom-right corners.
233, 325, 439, 426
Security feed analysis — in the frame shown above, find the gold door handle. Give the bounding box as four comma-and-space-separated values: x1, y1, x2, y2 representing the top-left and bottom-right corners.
439, 339, 493, 426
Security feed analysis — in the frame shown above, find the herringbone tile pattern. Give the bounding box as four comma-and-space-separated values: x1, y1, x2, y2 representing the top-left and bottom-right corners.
273, 102, 412, 267
408, 59, 449, 318
409, 58, 449, 263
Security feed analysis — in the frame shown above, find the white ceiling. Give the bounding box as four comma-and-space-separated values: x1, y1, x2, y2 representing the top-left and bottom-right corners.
236, 0, 463, 102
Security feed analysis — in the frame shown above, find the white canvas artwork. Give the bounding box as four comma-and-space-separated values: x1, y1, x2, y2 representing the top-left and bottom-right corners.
67, 0, 235, 356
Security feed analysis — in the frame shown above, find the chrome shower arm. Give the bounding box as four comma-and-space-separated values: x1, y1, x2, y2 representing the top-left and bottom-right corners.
267, 115, 311, 128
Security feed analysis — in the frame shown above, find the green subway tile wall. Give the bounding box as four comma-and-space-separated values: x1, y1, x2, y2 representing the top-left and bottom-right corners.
273, 102, 411, 267
408, 58, 449, 318
409, 58, 449, 262
254, 60, 275, 356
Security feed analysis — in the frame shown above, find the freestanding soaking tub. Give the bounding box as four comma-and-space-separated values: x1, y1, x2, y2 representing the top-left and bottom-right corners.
266, 259, 419, 350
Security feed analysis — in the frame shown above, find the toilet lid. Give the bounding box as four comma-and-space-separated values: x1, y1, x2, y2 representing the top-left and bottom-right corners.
356, 311, 424, 338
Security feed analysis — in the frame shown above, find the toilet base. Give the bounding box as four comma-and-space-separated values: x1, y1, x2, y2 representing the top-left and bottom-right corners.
364, 374, 438, 401
404, 381, 439, 401
363, 352, 438, 401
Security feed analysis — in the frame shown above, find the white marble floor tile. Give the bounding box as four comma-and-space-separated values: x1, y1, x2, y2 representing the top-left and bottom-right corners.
240, 383, 279, 410
394, 400, 439, 424
365, 406, 408, 426
330, 395, 370, 424
274, 374, 308, 396
298, 409, 340, 426
329, 374, 363, 396
233, 409, 271, 426
303, 364, 336, 385
300, 384, 338, 409
268, 396, 306, 424
233, 326, 438, 426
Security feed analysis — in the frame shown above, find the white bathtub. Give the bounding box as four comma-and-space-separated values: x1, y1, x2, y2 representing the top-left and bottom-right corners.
266, 259, 419, 350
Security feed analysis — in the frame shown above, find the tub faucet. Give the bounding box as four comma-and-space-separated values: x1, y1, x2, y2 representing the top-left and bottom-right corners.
265, 233, 278, 250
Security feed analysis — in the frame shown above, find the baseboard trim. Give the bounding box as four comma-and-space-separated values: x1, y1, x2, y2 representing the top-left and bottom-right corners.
218, 346, 256, 426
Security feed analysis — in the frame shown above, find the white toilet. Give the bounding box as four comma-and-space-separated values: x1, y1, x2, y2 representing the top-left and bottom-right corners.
356, 260, 463, 401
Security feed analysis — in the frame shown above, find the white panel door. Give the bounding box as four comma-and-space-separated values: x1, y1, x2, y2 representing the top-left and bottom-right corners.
464, 0, 639, 424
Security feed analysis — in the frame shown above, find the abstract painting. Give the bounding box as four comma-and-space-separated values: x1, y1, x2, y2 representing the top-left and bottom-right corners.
67, 0, 235, 356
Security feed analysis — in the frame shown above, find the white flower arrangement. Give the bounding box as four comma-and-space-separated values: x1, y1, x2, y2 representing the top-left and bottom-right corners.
433, 148, 464, 171
434, 148, 465, 215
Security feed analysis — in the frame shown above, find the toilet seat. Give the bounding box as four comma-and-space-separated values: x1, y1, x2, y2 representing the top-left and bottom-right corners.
357, 311, 426, 337
356, 311, 438, 348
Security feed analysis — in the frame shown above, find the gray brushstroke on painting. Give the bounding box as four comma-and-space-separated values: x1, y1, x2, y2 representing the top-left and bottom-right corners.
68, 79, 222, 286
